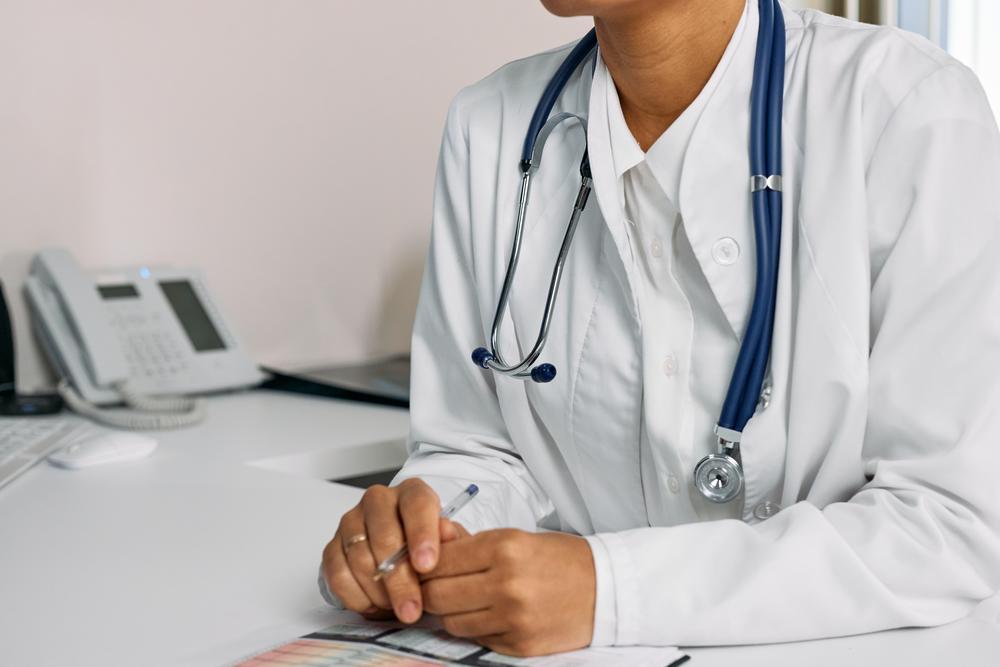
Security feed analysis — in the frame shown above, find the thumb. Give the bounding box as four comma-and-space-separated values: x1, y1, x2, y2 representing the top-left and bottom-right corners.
439, 518, 470, 542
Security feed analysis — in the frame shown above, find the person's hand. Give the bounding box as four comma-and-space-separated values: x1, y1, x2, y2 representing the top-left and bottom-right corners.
321, 479, 461, 623
420, 529, 595, 657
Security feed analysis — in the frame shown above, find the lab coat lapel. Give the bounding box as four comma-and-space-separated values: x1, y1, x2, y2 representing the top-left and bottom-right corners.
570, 60, 649, 530
503, 63, 646, 532
502, 150, 647, 533
677, 6, 759, 339
587, 59, 641, 318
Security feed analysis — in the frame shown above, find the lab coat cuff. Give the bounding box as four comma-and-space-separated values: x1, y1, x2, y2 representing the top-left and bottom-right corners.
584, 535, 617, 647
593, 531, 641, 646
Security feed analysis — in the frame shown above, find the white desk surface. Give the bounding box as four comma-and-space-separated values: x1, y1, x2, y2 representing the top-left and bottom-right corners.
2, 390, 997, 666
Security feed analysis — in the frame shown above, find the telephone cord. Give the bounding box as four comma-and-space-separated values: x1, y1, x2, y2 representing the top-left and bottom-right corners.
57, 380, 205, 430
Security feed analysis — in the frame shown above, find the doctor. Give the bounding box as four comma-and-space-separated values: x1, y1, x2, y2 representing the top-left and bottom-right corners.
321, 0, 1000, 656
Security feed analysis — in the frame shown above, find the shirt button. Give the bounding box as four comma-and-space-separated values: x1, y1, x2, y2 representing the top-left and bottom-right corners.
667, 474, 681, 494
662, 355, 677, 377
711, 237, 740, 265
650, 237, 663, 258
753, 501, 781, 520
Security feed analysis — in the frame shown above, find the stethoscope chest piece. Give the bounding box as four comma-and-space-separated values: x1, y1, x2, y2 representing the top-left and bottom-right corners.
694, 451, 744, 504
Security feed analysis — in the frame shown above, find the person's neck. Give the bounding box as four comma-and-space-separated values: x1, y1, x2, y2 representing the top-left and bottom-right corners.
595, 0, 745, 151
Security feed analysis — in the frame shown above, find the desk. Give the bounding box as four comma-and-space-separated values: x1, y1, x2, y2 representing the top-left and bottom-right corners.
1, 391, 997, 666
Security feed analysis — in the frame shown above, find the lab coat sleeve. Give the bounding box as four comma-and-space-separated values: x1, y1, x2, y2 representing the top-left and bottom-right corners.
390, 93, 555, 536
587, 63, 1000, 646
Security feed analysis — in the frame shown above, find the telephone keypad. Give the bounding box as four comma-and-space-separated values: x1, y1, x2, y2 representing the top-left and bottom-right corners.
110, 304, 190, 384
125, 333, 188, 380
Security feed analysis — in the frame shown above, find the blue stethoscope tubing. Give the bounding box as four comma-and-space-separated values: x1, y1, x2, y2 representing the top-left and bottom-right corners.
721, 0, 785, 433
472, 0, 785, 502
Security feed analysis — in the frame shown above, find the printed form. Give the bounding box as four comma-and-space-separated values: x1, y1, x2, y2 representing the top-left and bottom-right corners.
233, 611, 688, 667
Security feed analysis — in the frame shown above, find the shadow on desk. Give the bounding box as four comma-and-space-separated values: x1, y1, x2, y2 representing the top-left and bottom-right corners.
331, 468, 400, 489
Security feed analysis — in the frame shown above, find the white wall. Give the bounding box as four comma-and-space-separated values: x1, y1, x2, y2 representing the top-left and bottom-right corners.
947, 1, 1000, 124
0, 1, 591, 390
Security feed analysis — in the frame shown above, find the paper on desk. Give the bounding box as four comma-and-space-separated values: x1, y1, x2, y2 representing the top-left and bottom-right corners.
233, 610, 688, 667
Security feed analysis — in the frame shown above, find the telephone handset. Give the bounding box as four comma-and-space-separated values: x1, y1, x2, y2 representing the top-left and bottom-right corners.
25, 248, 263, 429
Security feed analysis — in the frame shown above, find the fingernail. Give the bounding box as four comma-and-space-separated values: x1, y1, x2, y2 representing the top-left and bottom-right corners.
399, 600, 420, 623
413, 545, 436, 571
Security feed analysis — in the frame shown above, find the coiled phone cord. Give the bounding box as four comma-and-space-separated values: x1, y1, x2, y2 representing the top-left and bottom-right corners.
57, 380, 205, 430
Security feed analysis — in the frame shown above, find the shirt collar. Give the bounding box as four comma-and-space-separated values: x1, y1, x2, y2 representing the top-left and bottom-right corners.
599, 0, 752, 209
588, 0, 778, 337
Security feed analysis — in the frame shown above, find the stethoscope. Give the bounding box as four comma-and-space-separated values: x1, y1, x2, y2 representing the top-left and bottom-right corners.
471, 0, 786, 505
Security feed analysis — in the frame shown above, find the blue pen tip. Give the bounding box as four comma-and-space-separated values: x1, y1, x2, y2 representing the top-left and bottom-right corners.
467, 484, 479, 496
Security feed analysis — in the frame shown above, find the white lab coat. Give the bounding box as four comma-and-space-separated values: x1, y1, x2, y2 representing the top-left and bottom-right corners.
394, 2, 1000, 646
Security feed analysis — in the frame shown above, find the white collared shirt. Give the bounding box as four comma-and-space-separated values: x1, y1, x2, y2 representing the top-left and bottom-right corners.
587, 9, 749, 642
601, 10, 748, 527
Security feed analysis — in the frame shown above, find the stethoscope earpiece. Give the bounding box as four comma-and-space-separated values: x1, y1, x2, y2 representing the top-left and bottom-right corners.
529, 364, 557, 383
472, 347, 557, 383
471, 347, 493, 369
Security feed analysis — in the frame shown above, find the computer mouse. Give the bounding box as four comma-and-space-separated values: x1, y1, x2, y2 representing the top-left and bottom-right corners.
47, 430, 158, 469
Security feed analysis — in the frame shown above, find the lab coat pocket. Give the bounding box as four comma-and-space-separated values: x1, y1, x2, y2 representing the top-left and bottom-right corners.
738, 387, 789, 523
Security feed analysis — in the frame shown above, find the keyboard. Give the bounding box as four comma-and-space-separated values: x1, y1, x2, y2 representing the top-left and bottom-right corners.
0, 417, 84, 491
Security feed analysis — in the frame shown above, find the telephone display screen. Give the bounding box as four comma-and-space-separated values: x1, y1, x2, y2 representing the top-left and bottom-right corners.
158, 280, 227, 352
97, 284, 139, 300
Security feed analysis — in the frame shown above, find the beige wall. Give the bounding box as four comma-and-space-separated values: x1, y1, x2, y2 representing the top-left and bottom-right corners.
2, 2, 829, 391
1, 1, 591, 390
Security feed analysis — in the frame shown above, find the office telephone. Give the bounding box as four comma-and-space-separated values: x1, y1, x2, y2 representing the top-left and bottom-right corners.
24, 248, 263, 429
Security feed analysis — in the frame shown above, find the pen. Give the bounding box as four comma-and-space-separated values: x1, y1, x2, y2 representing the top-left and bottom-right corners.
372, 483, 479, 582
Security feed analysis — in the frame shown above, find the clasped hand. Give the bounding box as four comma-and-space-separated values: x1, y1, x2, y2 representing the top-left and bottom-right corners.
321, 479, 595, 656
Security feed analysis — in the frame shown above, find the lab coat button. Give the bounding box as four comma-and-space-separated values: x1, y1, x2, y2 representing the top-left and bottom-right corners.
667, 474, 681, 494
753, 501, 781, 520
711, 237, 740, 265
662, 355, 677, 377
650, 237, 663, 258
758, 383, 772, 410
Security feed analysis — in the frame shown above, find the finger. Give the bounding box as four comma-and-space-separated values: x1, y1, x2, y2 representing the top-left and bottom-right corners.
377, 558, 425, 624
439, 518, 470, 543
362, 486, 423, 623
440, 610, 509, 640
440, 518, 457, 543
321, 533, 377, 614
340, 507, 391, 609
397, 480, 442, 573
361, 485, 407, 564
424, 532, 497, 580
422, 573, 492, 615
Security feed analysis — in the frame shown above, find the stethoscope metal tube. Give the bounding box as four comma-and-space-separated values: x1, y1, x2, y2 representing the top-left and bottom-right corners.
472, 116, 593, 383
479, 170, 537, 376
472, 0, 786, 505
